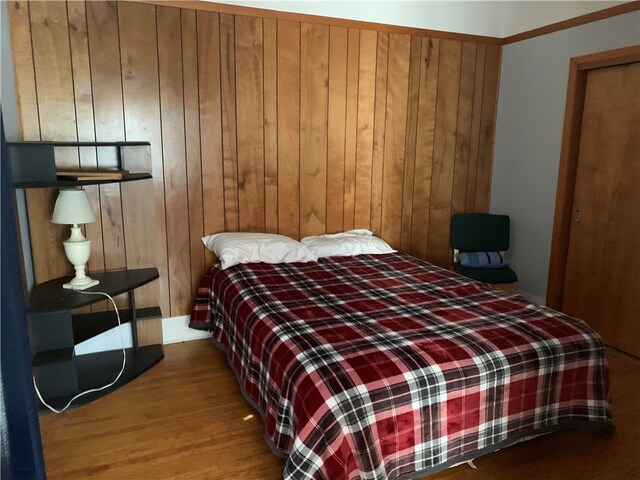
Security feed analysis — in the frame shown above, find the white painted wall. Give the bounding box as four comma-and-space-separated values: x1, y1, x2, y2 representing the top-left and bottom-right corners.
211, 1, 629, 38
490, 11, 640, 304
498, 1, 629, 37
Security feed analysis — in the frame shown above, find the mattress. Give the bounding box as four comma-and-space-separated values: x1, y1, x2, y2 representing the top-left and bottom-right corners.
190, 252, 612, 479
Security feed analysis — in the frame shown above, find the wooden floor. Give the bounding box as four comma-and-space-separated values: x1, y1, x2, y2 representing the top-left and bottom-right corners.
40, 339, 640, 479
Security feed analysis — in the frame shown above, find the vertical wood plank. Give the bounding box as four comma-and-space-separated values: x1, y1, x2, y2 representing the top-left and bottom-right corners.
235, 15, 265, 232
465, 44, 487, 212
29, 1, 76, 146
411, 38, 440, 259
220, 13, 239, 232
157, 6, 191, 316
427, 40, 462, 267
353, 29, 377, 230
86, 1, 127, 284
475, 44, 501, 212
451, 42, 477, 216
400, 36, 422, 253
198, 11, 224, 265
300, 23, 329, 238
9, 2, 502, 318
24, 1, 75, 283
326, 26, 347, 234
263, 18, 278, 234
277, 20, 301, 239
8, 0, 40, 140
342, 28, 360, 231
181, 9, 206, 298
118, 1, 167, 318
299, 23, 331, 238
380, 33, 411, 250
370, 32, 389, 237
68, 0, 106, 312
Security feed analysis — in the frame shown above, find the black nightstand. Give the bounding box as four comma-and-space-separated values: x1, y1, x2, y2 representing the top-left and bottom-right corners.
27, 268, 164, 411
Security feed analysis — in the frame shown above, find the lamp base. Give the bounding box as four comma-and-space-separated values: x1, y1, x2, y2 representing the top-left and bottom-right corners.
63, 278, 100, 290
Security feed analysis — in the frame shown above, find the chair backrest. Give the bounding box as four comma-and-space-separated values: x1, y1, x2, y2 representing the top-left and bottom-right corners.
450, 213, 511, 252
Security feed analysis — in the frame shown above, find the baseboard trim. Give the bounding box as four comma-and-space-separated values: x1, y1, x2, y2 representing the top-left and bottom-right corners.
162, 315, 211, 345
74, 315, 210, 355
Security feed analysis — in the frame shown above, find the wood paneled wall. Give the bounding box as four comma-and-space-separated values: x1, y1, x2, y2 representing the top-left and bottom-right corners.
9, 0, 501, 317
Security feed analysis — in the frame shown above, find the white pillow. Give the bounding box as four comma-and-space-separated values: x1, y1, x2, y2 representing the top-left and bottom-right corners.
300, 230, 395, 258
201, 232, 317, 269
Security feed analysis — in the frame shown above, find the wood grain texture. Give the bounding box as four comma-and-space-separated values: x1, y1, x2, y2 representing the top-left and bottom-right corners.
118, 1, 165, 318
67, 0, 105, 310
427, 40, 461, 267
562, 63, 640, 357
465, 44, 487, 213
127, 0, 504, 45
8, 1, 39, 140
38, 339, 640, 480
181, 9, 206, 299
342, 28, 360, 232
157, 6, 191, 316
29, 1, 76, 146
400, 36, 422, 252
353, 29, 377, 230
451, 42, 477, 216
23, 1, 75, 284
235, 15, 265, 233
410, 38, 439, 259
474, 44, 501, 212
546, 46, 640, 310
370, 32, 389, 237
277, 20, 301, 239
263, 18, 278, 234
198, 10, 224, 267
220, 13, 239, 232
87, 1, 127, 293
380, 34, 411, 250
326, 26, 348, 234
12, 2, 500, 316
300, 23, 329, 238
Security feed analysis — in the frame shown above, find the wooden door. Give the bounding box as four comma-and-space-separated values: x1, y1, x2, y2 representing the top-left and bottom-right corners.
562, 62, 640, 356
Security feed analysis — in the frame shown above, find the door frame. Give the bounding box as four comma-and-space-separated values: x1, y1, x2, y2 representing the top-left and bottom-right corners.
547, 44, 640, 310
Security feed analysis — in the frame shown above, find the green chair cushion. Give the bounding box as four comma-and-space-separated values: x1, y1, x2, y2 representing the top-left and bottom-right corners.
453, 263, 518, 284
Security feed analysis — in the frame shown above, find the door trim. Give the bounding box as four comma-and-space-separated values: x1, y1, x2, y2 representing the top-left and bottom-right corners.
547, 45, 640, 309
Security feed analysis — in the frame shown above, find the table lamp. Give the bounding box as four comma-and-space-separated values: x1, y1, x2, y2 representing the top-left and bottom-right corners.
51, 187, 99, 290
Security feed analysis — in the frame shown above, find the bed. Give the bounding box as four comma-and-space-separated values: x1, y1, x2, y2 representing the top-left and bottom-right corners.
190, 252, 612, 480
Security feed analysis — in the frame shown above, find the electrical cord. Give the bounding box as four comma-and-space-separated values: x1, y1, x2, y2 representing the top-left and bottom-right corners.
32, 290, 127, 414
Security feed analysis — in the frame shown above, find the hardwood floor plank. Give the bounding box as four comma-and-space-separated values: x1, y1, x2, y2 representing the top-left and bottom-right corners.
40, 340, 637, 480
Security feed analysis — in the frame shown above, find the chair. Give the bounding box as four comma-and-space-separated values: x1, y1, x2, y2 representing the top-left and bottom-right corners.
450, 213, 518, 293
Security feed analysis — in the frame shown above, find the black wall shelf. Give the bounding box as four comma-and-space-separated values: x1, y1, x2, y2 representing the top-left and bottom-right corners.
8, 141, 152, 188
28, 268, 159, 313
28, 268, 164, 411
14, 172, 152, 189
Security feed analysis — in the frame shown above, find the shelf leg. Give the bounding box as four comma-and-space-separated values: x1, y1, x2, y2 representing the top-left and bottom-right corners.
129, 290, 140, 356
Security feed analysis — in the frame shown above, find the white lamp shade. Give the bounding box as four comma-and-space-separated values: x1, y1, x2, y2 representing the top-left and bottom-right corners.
51, 188, 96, 225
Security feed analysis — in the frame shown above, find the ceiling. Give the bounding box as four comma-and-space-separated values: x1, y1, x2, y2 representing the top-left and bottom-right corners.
209, 1, 631, 38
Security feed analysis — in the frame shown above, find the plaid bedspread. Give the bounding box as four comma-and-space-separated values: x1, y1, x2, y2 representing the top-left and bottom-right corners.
190, 252, 612, 480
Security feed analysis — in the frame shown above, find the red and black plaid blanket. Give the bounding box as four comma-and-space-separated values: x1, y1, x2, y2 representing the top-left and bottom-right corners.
190, 252, 612, 480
